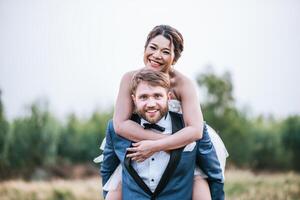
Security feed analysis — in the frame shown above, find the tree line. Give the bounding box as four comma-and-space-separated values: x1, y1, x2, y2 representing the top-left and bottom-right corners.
0, 69, 299, 179
0, 97, 113, 179
197, 69, 300, 171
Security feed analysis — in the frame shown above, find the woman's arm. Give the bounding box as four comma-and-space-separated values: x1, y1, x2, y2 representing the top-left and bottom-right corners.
113, 71, 166, 142
156, 76, 204, 150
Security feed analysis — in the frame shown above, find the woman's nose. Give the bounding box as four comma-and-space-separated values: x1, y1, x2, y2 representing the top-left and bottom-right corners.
153, 50, 162, 59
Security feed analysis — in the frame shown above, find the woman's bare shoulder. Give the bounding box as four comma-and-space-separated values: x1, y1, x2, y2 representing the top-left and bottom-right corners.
172, 69, 193, 86
169, 70, 192, 101
121, 70, 139, 82
124, 70, 138, 77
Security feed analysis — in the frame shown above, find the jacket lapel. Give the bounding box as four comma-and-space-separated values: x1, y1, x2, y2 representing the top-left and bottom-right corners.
123, 114, 153, 196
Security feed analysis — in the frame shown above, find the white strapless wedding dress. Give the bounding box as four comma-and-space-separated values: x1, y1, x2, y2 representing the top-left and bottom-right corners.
94, 100, 229, 191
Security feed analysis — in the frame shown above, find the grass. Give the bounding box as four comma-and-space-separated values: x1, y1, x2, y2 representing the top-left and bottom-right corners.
0, 177, 101, 200
0, 169, 299, 200
225, 169, 300, 200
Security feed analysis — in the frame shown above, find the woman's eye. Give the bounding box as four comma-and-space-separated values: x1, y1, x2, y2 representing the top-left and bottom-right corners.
149, 46, 156, 50
163, 51, 170, 55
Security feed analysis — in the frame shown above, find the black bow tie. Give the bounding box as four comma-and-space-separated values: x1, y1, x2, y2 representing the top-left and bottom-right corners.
143, 123, 165, 132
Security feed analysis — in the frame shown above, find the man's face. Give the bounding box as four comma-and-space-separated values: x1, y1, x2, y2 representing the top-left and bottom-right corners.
132, 81, 169, 123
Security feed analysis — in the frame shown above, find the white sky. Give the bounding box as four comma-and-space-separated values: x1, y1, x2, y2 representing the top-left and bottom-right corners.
0, 0, 299, 120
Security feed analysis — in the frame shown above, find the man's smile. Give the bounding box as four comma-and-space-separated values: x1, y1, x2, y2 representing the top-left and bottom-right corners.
146, 109, 159, 116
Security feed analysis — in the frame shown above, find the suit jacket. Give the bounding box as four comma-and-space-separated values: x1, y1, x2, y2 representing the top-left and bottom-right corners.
100, 111, 224, 200
196, 123, 224, 200
101, 111, 196, 200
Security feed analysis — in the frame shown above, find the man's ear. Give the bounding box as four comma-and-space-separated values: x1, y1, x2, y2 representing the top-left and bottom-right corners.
167, 91, 172, 100
131, 94, 136, 104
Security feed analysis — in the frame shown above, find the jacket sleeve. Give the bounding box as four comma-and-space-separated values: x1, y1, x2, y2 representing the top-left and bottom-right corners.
196, 124, 225, 200
100, 120, 120, 199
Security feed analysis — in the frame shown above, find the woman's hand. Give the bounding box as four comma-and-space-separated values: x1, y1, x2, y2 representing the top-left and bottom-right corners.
126, 140, 160, 162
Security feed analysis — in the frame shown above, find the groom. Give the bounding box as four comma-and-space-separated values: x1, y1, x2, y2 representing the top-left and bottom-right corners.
101, 69, 224, 200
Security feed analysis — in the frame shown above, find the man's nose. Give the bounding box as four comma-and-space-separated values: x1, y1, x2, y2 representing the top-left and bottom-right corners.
146, 98, 156, 107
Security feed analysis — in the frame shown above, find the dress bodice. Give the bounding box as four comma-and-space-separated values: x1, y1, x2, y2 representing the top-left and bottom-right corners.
168, 99, 182, 114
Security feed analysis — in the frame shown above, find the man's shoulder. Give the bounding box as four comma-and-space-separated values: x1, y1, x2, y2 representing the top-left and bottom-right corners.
107, 119, 115, 134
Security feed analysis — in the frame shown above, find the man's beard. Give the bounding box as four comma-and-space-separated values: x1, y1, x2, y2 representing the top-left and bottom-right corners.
136, 106, 168, 124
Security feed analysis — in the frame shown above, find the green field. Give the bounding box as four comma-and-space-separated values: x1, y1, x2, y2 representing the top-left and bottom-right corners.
0, 170, 299, 200
225, 170, 300, 200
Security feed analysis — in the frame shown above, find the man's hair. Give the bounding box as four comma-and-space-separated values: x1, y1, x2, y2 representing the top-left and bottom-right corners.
131, 69, 170, 95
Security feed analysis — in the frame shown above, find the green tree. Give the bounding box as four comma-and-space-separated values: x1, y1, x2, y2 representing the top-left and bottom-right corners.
7, 100, 61, 176
282, 115, 300, 171
196, 68, 254, 166
0, 90, 10, 178
250, 116, 288, 170
197, 68, 234, 115
57, 110, 112, 163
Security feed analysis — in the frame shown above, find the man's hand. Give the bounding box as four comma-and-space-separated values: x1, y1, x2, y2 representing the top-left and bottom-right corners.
126, 140, 159, 162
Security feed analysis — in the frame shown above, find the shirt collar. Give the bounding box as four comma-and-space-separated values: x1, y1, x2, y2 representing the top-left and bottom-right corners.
141, 112, 171, 133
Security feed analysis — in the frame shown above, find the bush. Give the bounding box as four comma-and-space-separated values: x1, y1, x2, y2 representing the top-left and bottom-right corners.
282, 116, 300, 171
5, 102, 61, 177
0, 93, 10, 178
57, 110, 112, 163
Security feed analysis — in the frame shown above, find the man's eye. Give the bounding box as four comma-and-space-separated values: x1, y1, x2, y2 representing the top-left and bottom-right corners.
140, 96, 147, 100
154, 94, 162, 99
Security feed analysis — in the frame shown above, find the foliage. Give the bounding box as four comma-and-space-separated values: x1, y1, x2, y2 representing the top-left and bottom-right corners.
281, 115, 300, 171
57, 110, 112, 163
4, 101, 61, 177
0, 90, 10, 177
0, 65, 299, 179
197, 69, 254, 166
0, 95, 112, 179
249, 117, 290, 170
197, 69, 234, 113
196, 67, 297, 169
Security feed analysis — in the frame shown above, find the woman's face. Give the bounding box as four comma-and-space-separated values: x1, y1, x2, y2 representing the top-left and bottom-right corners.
143, 35, 175, 73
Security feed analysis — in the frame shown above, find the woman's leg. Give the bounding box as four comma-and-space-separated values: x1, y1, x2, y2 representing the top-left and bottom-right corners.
192, 175, 211, 200
105, 182, 122, 200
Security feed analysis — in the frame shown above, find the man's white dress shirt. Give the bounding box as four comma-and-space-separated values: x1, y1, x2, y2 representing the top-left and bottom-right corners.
132, 113, 172, 192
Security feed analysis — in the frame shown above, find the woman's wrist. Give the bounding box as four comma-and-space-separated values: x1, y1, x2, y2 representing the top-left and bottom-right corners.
154, 138, 169, 152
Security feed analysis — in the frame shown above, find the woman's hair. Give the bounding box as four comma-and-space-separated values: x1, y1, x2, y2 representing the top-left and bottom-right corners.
131, 69, 170, 95
144, 25, 184, 64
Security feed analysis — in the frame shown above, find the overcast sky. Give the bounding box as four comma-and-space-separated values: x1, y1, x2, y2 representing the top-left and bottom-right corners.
0, 0, 299, 120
